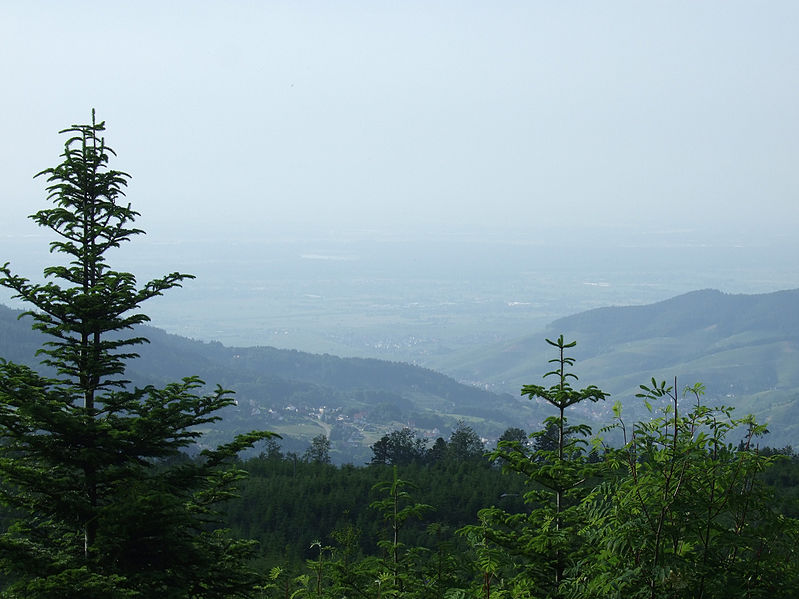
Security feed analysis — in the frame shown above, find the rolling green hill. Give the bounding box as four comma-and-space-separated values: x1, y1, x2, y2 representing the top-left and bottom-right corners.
432, 288, 799, 446
0, 303, 545, 464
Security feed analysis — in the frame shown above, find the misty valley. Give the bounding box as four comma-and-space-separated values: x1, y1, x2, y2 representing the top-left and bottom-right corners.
2, 117, 798, 597
4, 0, 799, 593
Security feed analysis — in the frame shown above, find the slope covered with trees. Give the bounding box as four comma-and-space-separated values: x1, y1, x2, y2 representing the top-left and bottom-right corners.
220, 338, 799, 598
434, 288, 799, 445
0, 302, 547, 463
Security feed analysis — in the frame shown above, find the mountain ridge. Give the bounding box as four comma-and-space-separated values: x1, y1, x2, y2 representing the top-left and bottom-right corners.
0, 303, 541, 463
2, 287, 797, 453
431, 288, 799, 446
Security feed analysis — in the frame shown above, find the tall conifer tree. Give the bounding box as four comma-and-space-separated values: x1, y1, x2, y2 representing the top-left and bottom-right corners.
0, 112, 274, 598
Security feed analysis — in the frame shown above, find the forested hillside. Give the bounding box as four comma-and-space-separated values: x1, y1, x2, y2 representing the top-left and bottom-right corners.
434, 288, 799, 446
216, 336, 799, 598
5, 286, 798, 453
0, 303, 544, 463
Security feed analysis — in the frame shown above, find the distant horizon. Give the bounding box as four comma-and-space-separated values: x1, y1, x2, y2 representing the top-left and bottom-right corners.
3, 216, 795, 247
2, 228, 797, 365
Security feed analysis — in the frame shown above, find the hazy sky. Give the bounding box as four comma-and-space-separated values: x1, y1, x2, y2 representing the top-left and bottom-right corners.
2, 1, 798, 243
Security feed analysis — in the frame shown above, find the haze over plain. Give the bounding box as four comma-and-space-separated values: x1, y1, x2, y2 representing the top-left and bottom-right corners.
2, 2, 798, 356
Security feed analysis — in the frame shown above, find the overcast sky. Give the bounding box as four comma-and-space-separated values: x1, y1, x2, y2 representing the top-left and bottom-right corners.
2, 1, 798, 244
